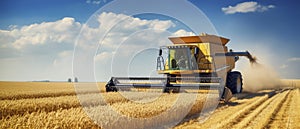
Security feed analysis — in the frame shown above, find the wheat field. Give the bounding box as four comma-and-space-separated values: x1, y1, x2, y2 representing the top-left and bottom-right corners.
0, 81, 217, 128
1, 81, 299, 128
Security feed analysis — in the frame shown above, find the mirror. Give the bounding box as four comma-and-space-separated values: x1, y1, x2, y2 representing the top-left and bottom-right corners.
159, 49, 162, 56
194, 47, 199, 54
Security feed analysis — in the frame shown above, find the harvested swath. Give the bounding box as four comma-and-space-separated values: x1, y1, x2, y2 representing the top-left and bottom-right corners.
175, 89, 300, 129
0, 108, 100, 129
267, 88, 300, 129
286, 88, 300, 129
227, 90, 290, 129
174, 90, 277, 128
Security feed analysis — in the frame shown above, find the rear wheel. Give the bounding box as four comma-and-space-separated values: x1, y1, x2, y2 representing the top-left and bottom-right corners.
226, 71, 243, 94
163, 87, 180, 93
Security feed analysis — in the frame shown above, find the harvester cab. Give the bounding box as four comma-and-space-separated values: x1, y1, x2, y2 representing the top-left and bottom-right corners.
106, 33, 256, 102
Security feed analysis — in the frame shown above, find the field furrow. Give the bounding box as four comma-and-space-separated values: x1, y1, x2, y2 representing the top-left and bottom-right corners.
174, 90, 276, 129
266, 88, 300, 129
232, 90, 290, 129
287, 88, 300, 129
267, 89, 294, 128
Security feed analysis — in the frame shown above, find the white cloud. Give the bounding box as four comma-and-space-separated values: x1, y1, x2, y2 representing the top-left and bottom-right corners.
91, 13, 187, 61
0, 17, 81, 81
288, 57, 300, 62
279, 57, 300, 71
97, 12, 174, 32
1, 17, 81, 50
172, 29, 195, 37
81, 12, 176, 53
279, 57, 300, 78
86, 0, 106, 5
280, 64, 288, 69
53, 50, 73, 68
94, 51, 114, 62
75, 12, 176, 52
0, 12, 194, 81
222, 1, 275, 14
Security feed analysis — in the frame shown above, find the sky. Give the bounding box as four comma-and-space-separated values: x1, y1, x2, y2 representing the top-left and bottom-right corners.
0, 0, 299, 82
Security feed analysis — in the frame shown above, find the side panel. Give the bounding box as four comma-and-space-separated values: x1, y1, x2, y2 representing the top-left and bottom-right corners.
226, 56, 235, 70
197, 43, 212, 70
197, 43, 227, 72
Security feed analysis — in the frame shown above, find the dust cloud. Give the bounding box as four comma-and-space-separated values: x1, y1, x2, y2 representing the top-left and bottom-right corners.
242, 62, 282, 92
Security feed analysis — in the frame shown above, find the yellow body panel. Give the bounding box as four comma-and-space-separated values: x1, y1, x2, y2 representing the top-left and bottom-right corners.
168, 33, 230, 45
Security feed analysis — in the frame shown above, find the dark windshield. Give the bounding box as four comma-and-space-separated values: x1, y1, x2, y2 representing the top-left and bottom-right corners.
169, 47, 196, 70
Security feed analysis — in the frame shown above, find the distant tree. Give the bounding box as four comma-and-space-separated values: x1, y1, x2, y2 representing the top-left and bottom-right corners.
68, 78, 72, 82
74, 77, 78, 82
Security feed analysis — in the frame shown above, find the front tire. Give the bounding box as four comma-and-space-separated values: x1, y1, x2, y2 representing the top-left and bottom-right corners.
226, 71, 243, 94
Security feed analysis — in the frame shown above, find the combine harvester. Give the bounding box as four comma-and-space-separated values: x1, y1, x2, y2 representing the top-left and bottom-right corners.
106, 33, 256, 101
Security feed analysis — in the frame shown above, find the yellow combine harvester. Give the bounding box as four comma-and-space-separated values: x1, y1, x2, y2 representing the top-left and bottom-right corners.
106, 33, 256, 101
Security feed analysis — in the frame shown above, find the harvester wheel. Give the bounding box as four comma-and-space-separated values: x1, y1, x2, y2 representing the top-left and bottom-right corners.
171, 87, 180, 93
226, 71, 243, 94
163, 87, 170, 93
163, 87, 180, 93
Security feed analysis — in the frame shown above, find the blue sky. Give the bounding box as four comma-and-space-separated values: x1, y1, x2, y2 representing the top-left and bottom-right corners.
0, 0, 299, 81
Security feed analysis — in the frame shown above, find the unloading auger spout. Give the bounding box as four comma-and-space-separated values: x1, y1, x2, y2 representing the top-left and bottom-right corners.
226, 50, 257, 63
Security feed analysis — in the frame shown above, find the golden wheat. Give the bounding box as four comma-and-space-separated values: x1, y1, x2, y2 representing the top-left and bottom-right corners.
2, 82, 297, 129
85, 93, 219, 129
0, 92, 163, 118
0, 108, 100, 129
0, 82, 106, 100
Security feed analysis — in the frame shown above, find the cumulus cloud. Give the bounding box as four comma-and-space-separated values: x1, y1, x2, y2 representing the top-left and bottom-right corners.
279, 57, 300, 78
0, 16, 80, 80
81, 12, 176, 56
288, 57, 300, 62
0, 12, 177, 59
0, 17, 81, 51
86, 0, 105, 5
279, 57, 300, 70
280, 64, 288, 69
172, 29, 195, 36
222, 1, 275, 14
75, 12, 176, 52
0, 16, 81, 81
0, 11, 194, 81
